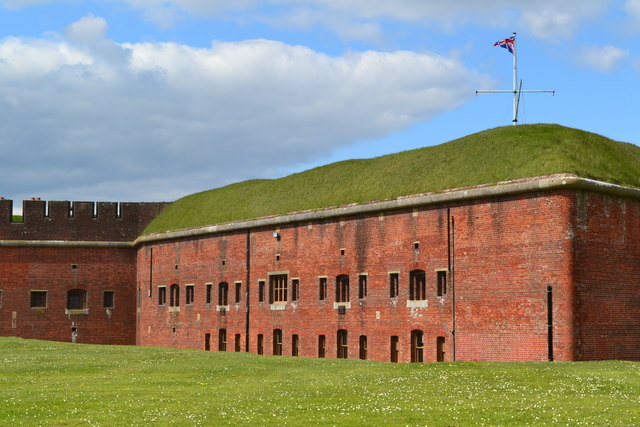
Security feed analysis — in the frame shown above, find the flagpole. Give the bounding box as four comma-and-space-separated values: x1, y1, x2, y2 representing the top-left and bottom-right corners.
513, 32, 517, 125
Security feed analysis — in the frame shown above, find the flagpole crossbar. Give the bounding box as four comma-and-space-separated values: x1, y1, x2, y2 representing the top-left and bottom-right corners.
478, 32, 555, 125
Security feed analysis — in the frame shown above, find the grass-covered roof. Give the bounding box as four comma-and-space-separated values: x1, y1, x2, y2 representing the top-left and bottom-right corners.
144, 124, 640, 235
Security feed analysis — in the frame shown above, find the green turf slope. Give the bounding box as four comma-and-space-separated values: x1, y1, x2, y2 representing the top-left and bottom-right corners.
143, 124, 640, 235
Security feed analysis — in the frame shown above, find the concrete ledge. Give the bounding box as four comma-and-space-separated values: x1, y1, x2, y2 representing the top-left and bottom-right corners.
407, 300, 428, 308
0, 240, 132, 248
134, 175, 640, 245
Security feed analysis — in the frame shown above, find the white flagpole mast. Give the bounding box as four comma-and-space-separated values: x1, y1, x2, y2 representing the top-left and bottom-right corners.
512, 32, 517, 125
477, 32, 554, 125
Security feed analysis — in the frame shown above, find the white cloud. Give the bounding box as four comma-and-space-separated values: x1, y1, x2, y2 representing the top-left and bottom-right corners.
0, 16, 483, 203
625, 0, 640, 28
576, 44, 629, 73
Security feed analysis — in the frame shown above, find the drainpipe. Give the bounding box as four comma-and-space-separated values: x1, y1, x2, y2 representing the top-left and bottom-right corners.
547, 286, 554, 361
450, 211, 456, 361
245, 229, 251, 352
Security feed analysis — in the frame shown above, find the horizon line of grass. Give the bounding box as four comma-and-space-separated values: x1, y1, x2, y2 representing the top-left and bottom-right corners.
143, 124, 640, 234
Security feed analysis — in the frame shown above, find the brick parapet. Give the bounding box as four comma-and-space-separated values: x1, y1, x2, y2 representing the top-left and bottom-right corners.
0, 199, 169, 242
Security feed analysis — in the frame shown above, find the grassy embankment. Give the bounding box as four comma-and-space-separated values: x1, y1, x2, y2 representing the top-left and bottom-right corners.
1, 337, 638, 425
144, 124, 640, 235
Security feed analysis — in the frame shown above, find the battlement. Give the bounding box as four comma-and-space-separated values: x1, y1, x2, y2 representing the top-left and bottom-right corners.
0, 199, 170, 242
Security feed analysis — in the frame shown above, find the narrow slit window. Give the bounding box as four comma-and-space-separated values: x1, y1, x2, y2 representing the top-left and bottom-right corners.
337, 329, 348, 359
185, 285, 195, 305
318, 335, 326, 358
409, 270, 426, 301
206, 284, 212, 304
359, 335, 367, 360
258, 280, 265, 302
273, 329, 283, 355
336, 275, 349, 303
358, 274, 367, 299
235, 334, 241, 352
169, 284, 180, 307
437, 270, 447, 296
257, 334, 264, 355
218, 282, 228, 306
218, 329, 227, 351
235, 282, 241, 304
291, 279, 299, 301
411, 330, 424, 363
390, 335, 399, 363
319, 277, 327, 300
292, 334, 299, 357
158, 286, 167, 306
389, 273, 399, 298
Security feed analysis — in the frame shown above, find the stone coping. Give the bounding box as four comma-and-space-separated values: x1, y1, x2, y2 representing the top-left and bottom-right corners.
134, 175, 640, 246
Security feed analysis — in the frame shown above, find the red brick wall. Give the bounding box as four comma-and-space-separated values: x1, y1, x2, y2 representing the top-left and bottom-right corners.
0, 246, 137, 345
572, 191, 640, 361
136, 191, 579, 362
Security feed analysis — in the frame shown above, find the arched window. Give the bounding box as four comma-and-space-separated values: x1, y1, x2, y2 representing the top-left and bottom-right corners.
170, 284, 180, 307
409, 270, 426, 301
67, 289, 87, 310
411, 330, 424, 363
336, 275, 349, 303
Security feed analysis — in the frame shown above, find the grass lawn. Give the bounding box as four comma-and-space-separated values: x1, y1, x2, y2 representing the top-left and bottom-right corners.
0, 338, 638, 426
144, 124, 640, 234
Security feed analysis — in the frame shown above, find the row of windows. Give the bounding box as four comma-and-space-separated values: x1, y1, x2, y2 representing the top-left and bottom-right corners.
159, 270, 447, 308
206, 329, 446, 363
0, 289, 115, 310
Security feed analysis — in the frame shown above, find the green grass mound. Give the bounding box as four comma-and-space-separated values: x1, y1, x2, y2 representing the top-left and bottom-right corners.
144, 124, 640, 234
1, 337, 638, 425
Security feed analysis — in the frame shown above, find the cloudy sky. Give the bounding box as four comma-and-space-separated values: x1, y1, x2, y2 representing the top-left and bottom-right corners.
1, 1, 639, 211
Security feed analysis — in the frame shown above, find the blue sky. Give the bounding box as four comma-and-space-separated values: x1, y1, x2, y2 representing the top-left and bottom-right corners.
1, 1, 639, 211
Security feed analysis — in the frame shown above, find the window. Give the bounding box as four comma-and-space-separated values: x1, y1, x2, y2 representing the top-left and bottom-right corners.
389, 273, 399, 298
292, 334, 299, 356
273, 329, 283, 355
337, 329, 348, 359
169, 284, 180, 307
318, 335, 326, 358
158, 286, 167, 305
257, 334, 264, 355
0, 289, 3, 308
258, 280, 265, 302
185, 285, 194, 305
235, 282, 241, 303
437, 270, 447, 296
218, 282, 228, 306
206, 284, 212, 304
359, 335, 367, 360
437, 336, 446, 362
358, 274, 367, 299
67, 289, 87, 310
235, 334, 241, 352
411, 330, 424, 363
204, 333, 211, 351
30, 291, 47, 308
336, 275, 349, 303
291, 279, 299, 301
103, 291, 115, 308
219, 329, 227, 351
269, 274, 288, 304
409, 270, 426, 301
390, 336, 399, 363
319, 277, 327, 300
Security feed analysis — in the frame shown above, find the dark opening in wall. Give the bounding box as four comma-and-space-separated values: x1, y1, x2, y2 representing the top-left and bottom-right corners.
318, 335, 326, 358
336, 275, 349, 303
258, 280, 265, 302
292, 334, 299, 356
358, 275, 367, 299
205, 333, 211, 351
273, 329, 283, 355
67, 289, 87, 310
291, 279, 299, 301
389, 273, 399, 298
186, 285, 194, 305
359, 335, 367, 360
337, 329, 348, 359
409, 270, 426, 301
169, 284, 180, 307
30, 291, 47, 308
206, 284, 212, 304
318, 277, 327, 300
158, 286, 167, 306
257, 334, 264, 355
103, 291, 115, 309
437, 336, 446, 362
218, 282, 228, 306
235, 334, 241, 352
218, 329, 227, 351
390, 336, 399, 363
235, 282, 241, 303
437, 270, 447, 296
411, 330, 424, 363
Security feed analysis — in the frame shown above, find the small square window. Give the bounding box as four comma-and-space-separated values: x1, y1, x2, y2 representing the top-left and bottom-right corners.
103, 291, 115, 308
30, 290, 47, 308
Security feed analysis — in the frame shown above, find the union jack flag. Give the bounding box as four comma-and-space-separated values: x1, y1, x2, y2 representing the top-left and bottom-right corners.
494, 36, 515, 54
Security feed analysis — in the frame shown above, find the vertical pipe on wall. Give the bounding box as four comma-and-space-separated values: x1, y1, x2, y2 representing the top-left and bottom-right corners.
547, 286, 554, 361
245, 229, 251, 352
148, 247, 153, 298
451, 213, 456, 361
